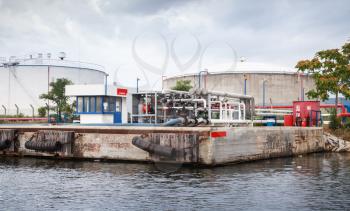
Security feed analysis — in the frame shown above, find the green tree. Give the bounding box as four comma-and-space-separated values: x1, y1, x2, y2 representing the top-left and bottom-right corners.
296, 42, 350, 115
329, 108, 341, 130
37, 106, 47, 117
171, 80, 193, 91
40, 78, 73, 122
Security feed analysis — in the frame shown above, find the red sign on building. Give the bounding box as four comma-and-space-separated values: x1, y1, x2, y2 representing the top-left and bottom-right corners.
117, 88, 128, 96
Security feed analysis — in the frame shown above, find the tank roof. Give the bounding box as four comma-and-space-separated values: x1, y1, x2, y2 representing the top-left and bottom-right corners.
165, 61, 301, 78
1, 57, 106, 74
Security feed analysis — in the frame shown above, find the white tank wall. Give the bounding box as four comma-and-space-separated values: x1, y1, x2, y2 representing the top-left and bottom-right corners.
163, 73, 315, 106
0, 65, 105, 116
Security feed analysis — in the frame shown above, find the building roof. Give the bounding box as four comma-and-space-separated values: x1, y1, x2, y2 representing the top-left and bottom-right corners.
65, 84, 128, 97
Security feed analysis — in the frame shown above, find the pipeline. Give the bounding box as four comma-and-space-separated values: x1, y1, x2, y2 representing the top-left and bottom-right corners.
132, 136, 175, 157
0, 139, 11, 150
255, 104, 347, 113
163, 117, 185, 126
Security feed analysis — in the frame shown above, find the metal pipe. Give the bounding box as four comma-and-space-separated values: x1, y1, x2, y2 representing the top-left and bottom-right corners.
255, 104, 346, 113
163, 117, 185, 126
244, 74, 247, 95
262, 80, 267, 107
198, 70, 208, 89
205, 90, 254, 100
162, 89, 190, 94
168, 98, 207, 108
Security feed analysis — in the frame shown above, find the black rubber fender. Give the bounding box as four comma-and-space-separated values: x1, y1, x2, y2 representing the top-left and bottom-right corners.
132, 136, 175, 157
25, 140, 62, 152
0, 139, 11, 150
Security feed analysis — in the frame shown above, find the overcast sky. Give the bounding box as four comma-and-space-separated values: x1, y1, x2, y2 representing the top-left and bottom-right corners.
0, 0, 349, 88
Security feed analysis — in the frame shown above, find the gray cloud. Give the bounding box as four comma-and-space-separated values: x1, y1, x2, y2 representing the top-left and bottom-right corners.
0, 0, 349, 88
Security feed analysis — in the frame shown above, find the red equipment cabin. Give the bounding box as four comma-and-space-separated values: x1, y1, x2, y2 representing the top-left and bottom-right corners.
293, 101, 321, 127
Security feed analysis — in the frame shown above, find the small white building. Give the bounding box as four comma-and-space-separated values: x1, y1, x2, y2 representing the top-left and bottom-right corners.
65, 84, 128, 124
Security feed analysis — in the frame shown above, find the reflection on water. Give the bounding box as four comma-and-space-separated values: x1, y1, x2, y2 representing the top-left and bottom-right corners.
1, 153, 350, 210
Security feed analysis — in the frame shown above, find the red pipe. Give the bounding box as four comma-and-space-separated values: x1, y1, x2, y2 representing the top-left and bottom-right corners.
255, 104, 346, 113
0, 117, 52, 121
337, 113, 350, 117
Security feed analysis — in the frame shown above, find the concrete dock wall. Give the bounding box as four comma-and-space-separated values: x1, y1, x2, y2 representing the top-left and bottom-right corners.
0, 125, 325, 166
205, 127, 325, 165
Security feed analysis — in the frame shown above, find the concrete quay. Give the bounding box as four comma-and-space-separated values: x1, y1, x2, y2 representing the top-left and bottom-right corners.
0, 125, 325, 166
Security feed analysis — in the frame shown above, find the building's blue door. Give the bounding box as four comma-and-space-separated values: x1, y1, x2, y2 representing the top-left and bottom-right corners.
114, 112, 122, 123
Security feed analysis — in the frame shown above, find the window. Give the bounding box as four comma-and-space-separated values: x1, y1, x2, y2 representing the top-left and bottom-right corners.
89, 97, 96, 112
96, 97, 102, 112
116, 98, 121, 112
84, 97, 89, 112
103, 96, 109, 112
109, 97, 116, 112
77, 97, 83, 113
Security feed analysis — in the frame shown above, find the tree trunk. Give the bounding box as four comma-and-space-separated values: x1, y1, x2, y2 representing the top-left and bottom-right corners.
335, 92, 339, 116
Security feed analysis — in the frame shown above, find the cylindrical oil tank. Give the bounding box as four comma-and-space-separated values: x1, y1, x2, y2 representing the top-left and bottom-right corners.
162, 62, 316, 107
0, 57, 106, 115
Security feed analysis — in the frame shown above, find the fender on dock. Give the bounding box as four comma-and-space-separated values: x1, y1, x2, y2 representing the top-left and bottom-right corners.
25, 140, 62, 152
0, 129, 18, 151
132, 136, 175, 157
0, 139, 11, 150
24, 130, 75, 153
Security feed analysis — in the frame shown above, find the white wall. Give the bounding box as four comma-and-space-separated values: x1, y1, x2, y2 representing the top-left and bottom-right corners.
80, 114, 114, 124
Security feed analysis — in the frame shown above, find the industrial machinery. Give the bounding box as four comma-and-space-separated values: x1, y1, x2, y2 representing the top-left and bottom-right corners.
131, 89, 255, 126
293, 101, 321, 127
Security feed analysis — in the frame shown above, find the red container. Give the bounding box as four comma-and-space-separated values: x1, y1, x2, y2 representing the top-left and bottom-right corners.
293, 101, 320, 126
284, 115, 293, 126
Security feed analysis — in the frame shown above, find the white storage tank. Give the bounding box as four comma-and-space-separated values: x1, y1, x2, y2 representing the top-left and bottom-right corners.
0, 53, 106, 116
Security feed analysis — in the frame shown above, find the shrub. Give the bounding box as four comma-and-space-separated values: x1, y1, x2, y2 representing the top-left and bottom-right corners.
329, 108, 341, 130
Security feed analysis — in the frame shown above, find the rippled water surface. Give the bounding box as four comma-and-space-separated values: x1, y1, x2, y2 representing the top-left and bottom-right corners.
1, 153, 350, 210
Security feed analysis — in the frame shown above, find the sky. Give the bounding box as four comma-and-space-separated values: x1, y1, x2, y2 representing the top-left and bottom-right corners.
0, 0, 349, 89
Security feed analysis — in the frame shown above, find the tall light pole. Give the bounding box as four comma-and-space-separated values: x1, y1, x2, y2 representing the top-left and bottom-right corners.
136, 78, 140, 93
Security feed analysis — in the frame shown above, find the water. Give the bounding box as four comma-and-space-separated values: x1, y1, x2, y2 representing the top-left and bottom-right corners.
1, 153, 350, 211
